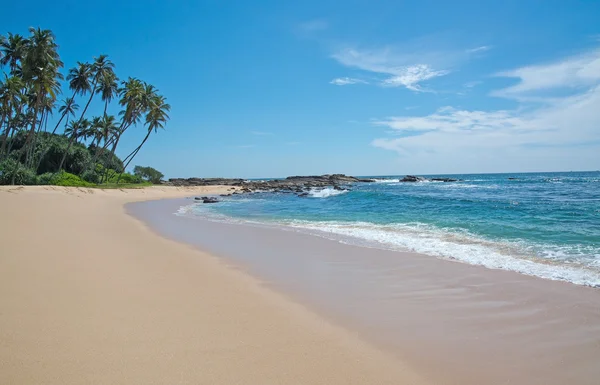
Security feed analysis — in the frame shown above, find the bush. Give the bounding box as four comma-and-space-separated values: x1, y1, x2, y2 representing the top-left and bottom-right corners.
37, 172, 55, 185
81, 169, 100, 184
51, 171, 94, 187
0, 159, 37, 185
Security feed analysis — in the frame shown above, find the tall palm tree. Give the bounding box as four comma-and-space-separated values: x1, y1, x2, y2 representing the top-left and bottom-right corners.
0, 33, 28, 74
118, 93, 170, 181
0, 75, 26, 159
21, 27, 63, 167
97, 71, 118, 116
100, 77, 145, 182
76, 55, 115, 124
51, 97, 78, 134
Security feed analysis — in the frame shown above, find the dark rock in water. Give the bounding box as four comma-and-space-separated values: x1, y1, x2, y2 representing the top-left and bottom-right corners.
202, 197, 219, 204
219, 194, 230, 197
508, 177, 519, 180
431, 178, 458, 182
194, 197, 202, 200
298, 192, 309, 197
400, 175, 427, 182
333, 185, 344, 190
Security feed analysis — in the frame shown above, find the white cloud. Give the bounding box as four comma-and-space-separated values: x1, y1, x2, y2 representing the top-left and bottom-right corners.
330, 77, 367, 86
493, 48, 600, 98
371, 47, 600, 172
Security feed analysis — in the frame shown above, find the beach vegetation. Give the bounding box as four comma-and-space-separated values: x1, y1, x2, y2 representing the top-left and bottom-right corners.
0, 27, 170, 187
133, 165, 164, 184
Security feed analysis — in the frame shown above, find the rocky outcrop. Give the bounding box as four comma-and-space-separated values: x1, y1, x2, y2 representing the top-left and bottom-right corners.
400, 175, 427, 182
398, 175, 460, 183
167, 174, 372, 194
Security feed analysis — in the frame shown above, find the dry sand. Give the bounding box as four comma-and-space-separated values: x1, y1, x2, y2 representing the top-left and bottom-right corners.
0, 186, 428, 385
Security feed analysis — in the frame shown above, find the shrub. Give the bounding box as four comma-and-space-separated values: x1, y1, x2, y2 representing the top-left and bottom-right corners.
0, 159, 37, 185
37, 172, 55, 185
51, 171, 94, 187
81, 169, 100, 184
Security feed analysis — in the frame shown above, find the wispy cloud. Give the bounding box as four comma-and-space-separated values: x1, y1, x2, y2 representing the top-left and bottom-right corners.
331, 47, 451, 91
251, 131, 272, 136
463, 80, 482, 88
492, 47, 600, 99
330, 77, 367, 86
466, 45, 492, 54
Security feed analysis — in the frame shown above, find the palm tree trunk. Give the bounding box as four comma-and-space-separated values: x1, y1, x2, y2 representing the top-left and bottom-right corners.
24, 92, 42, 167
116, 130, 151, 184
77, 81, 97, 124
57, 131, 78, 172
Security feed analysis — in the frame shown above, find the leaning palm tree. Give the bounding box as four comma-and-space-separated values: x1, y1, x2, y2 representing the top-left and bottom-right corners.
75, 55, 115, 124
51, 97, 79, 134
100, 77, 145, 182
118, 93, 170, 182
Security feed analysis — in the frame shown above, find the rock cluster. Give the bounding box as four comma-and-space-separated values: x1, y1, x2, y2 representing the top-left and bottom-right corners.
399, 175, 459, 182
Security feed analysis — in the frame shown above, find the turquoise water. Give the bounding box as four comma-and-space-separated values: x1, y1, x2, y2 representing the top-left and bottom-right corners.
188, 172, 600, 286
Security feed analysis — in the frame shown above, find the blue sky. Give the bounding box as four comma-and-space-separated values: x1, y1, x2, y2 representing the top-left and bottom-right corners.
4, 0, 600, 178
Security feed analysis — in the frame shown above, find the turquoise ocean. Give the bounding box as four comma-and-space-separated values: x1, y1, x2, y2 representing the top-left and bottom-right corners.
183, 172, 600, 287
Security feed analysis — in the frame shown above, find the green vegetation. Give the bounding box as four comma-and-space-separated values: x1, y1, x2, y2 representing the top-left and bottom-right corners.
0, 27, 170, 187
134, 165, 164, 184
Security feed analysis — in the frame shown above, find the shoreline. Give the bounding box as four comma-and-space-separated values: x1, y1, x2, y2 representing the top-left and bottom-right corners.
129, 196, 600, 385
0, 186, 428, 385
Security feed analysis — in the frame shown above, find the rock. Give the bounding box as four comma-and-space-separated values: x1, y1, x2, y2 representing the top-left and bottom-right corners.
431, 178, 458, 182
298, 192, 309, 197
400, 175, 427, 182
508, 177, 519, 180
202, 197, 219, 204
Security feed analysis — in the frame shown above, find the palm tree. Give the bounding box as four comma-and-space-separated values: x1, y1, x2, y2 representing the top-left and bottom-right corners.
63, 118, 89, 143
97, 70, 118, 117
0, 33, 28, 74
118, 93, 170, 182
76, 55, 115, 124
20, 27, 63, 167
0, 75, 26, 159
100, 77, 145, 182
51, 97, 78, 134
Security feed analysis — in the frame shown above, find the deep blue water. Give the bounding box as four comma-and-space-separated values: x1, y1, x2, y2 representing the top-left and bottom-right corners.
185, 172, 600, 286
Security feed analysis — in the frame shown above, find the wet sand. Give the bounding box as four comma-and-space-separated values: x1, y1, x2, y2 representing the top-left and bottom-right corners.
0, 186, 428, 385
129, 197, 600, 385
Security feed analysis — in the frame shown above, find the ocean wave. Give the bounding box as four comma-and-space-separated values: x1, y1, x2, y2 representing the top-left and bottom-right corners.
283, 220, 600, 287
372, 178, 401, 183
308, 187, 349, 198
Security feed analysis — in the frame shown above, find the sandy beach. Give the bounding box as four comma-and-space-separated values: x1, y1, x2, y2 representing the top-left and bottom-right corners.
0, 186, 427, 385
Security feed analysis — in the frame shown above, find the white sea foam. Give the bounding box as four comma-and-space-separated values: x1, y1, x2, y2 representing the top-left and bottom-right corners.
372, 178, 401, 183
283, 220, 600, 287
308, 187, 349, 198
